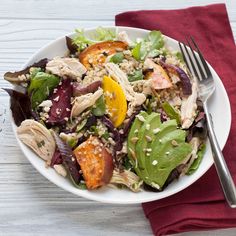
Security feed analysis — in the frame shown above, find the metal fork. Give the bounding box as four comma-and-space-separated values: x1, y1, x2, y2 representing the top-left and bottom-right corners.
179, 37, 236, 208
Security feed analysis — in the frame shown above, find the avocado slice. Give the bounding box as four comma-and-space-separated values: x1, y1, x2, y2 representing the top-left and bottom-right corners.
127, 111, 148, 167
135, 112, 160, 179
127, 112, 192, 190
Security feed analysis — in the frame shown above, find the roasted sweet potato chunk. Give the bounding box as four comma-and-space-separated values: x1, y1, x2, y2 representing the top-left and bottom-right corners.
73, 136, 114, 189
79, 41, 128, 68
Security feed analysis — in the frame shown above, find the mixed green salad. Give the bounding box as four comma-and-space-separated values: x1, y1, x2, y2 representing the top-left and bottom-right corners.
3, 27, 207, 192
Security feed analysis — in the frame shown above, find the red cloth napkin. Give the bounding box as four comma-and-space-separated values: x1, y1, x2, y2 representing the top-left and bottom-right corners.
116, 3, 236, 236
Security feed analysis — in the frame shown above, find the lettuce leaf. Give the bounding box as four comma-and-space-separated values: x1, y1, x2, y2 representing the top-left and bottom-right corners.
132, 30, 164, 60
72, 27, 117, 52
73, 29, 94, 51
162, 102, 181, 125
109, 52, 124, 64
2, 89, 32, 126
94, 27, 116, 41
28, 71, 60, 109
92, 95, 106, 116
187, 144, 206, 175
128, 70, 144, 82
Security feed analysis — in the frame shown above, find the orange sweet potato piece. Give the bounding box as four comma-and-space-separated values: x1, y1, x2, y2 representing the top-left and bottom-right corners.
79, 41, 128, 68
73, 136, 114, 189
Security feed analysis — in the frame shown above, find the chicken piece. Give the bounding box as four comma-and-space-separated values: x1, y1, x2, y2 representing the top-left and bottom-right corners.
71, 88, 103, 117
180, 79, 198, 129
105, 63, 146, 116
117, 31, 135, 47
46, 57, 87, 81
17, 119, 56, 164
110, 169, 142, 192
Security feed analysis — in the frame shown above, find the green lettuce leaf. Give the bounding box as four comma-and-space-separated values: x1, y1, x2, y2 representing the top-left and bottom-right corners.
72, 27, 117, 52
128, 70, 144, 82
132, 30, 164, 60
162, 102, 181, 125
28, 71, 60, 109
110, 52, 124, 64
92, 95, 106, 116
131, 42, 142, 60
187, 144, 206, 175
73, 29, 94, 51
94, 27, 116, 41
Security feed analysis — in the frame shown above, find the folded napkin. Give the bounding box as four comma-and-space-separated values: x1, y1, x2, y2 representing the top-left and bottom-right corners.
116, 4, 236, 236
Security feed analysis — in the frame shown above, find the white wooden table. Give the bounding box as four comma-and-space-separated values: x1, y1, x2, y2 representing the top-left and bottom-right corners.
0, 1, 236, 235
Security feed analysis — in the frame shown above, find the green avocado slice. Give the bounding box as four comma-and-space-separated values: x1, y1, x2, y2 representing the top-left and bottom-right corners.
149, 129, 191, 188
127, 111, 148, 167
127, 112, 192, 190
135, 112, 160, 179
145, 119, 177, 184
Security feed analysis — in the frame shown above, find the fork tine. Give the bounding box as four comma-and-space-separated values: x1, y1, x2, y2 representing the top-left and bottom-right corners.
181, 40, 203, 80
179, 42, 197, 77
185, 37, 206, 80
178, 42, 191, 72
190, 36, 212, 77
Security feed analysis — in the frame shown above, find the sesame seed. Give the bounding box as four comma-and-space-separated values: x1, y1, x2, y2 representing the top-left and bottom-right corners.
129, 148, 136, 160
131, 137, 139, 144
153, 128, 161, 134
53, 96, 60, 102
145, 135, 152, 142
136, 114, 146, 122
152, 160, 158, 166
146, 124, 150, 130
171, 140, 178, 146
134, 129, 139, 134
165, 151, 170, 155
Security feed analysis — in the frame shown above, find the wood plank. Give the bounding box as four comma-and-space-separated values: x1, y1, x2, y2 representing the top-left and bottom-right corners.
0, 0, 235, 21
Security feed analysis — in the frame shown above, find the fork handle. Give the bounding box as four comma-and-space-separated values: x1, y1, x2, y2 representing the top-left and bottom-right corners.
204, 103, 236, 208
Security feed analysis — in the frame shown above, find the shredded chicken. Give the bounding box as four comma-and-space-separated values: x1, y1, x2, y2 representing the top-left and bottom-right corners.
71, 88, 103, 117
46, 57, 87, 81
105, 63, 146, 116
17, 119, 56, 165
180, 79, 198, 129
109, 169, 142, 192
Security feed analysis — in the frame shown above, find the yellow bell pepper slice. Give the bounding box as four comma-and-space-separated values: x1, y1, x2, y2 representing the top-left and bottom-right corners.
102, 76, 127, 127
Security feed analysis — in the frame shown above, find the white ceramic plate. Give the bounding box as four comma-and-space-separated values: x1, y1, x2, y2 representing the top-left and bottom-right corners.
11, 26, 231, 204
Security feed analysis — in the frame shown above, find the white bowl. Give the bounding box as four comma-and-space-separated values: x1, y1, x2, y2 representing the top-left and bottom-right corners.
12, 26, 231, 204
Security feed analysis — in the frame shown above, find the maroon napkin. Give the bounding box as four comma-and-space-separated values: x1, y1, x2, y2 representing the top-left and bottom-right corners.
116, 4, 236, 236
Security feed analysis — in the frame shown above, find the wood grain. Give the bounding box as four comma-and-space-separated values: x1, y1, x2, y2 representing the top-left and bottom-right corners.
0, 0, 236, 235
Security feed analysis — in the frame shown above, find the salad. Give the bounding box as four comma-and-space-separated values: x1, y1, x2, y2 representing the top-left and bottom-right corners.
3, 27, 207, 192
